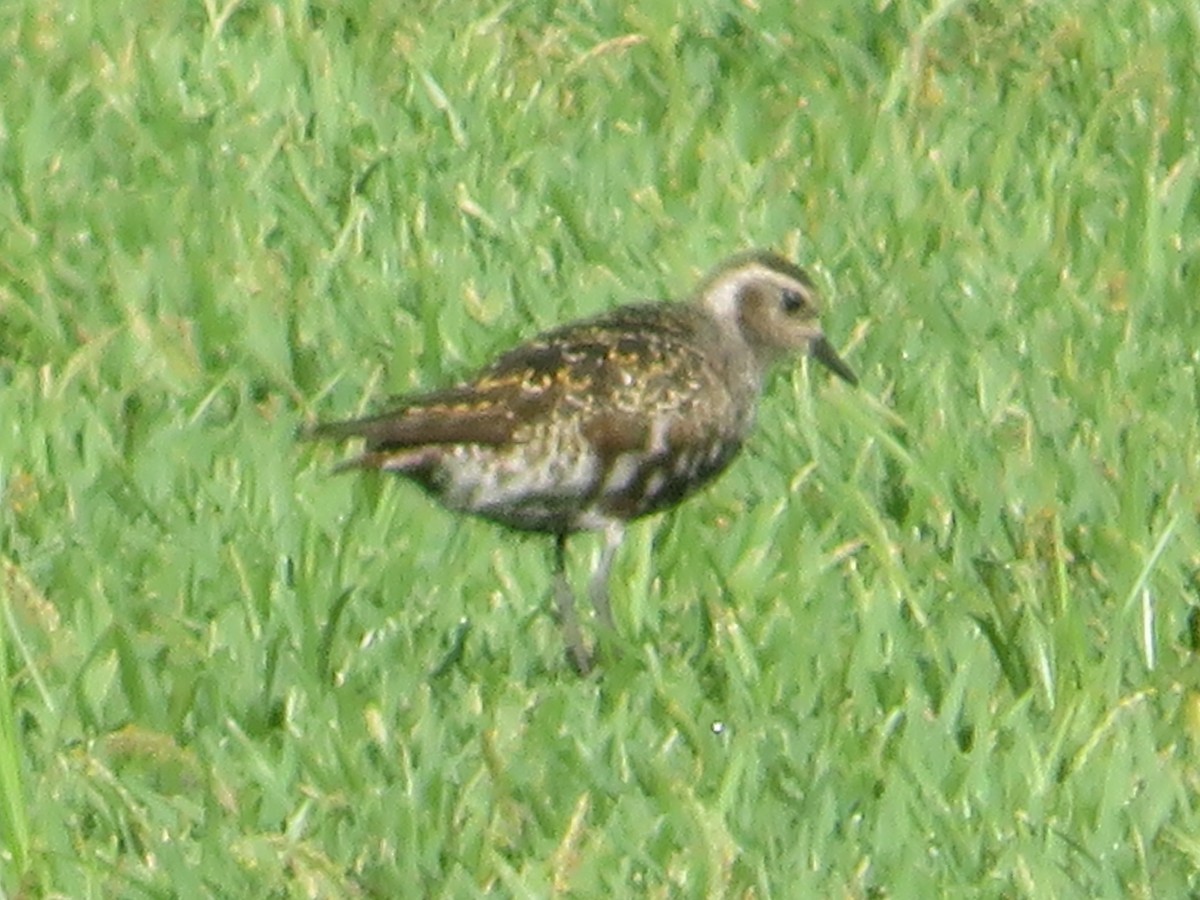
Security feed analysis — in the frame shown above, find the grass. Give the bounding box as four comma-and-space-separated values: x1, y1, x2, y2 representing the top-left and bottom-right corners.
2, 0, 1199, 895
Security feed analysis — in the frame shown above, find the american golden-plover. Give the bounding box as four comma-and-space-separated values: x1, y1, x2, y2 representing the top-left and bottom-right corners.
309, 251, 857, 673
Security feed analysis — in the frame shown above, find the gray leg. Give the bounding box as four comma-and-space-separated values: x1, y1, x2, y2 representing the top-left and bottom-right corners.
554, 534, 593, 675
588, 521, 624, 634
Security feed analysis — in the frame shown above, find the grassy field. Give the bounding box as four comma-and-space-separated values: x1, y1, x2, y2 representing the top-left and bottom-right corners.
2, 0, 1199, 895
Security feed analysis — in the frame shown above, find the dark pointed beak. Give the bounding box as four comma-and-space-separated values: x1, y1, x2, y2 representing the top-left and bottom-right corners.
810, 334, 858, 386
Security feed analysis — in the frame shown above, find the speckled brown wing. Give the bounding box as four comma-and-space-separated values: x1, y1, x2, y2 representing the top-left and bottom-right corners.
312, 302, 749, 530
478, 304, 735, 434
473, 303, 750, 522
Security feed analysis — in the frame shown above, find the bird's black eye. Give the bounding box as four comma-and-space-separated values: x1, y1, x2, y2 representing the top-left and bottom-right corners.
781, 289, 807, 314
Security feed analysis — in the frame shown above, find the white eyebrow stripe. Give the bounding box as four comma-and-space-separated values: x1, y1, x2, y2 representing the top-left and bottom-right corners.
701, 263, 815, 321
702, 263, 773, 320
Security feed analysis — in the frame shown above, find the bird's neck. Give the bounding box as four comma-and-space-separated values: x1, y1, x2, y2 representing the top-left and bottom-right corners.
689, 301, 768, 425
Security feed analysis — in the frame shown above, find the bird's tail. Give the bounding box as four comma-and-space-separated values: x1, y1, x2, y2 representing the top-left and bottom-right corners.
298, 416, 379, 443
302, 404, 517, 450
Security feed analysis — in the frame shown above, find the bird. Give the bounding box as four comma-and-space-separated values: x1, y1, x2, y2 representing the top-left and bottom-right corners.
307, 250, 857, 674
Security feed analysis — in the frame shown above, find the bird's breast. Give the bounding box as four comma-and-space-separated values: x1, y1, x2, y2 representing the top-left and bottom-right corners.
418, 406, 746, 533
